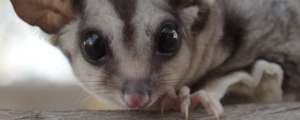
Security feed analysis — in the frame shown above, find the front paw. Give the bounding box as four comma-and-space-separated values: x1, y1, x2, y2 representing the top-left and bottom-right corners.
179, 86, 224, 120
160, 86, 224, 120
192, 90, 224, 120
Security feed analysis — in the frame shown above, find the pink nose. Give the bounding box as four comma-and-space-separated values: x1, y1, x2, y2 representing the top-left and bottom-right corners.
124, 94, 149, 109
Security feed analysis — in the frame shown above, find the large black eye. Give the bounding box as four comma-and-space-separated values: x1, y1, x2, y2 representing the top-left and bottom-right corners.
157, 22, 181, 57
80, 30, 107, 65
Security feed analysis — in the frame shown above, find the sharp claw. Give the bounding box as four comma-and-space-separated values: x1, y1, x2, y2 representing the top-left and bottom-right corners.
179, 86, 191, 120
181, 100, 190, 120
211, 106, 220, 120
160, 99, 166, 114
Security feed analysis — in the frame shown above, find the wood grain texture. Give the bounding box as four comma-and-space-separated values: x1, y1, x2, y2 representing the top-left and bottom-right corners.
0, 103, 300, 120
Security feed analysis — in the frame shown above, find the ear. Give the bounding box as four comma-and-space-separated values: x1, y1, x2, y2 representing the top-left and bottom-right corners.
11, 0, 74, 33
174, 0, 215, 32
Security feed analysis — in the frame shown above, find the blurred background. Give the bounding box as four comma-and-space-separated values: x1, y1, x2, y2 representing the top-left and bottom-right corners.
0, 0, 102, 110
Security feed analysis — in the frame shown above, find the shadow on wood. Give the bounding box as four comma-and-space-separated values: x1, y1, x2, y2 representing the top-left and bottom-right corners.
0, 103, 299, 120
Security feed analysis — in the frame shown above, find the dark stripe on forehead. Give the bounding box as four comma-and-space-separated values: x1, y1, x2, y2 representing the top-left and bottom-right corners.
72, 0, 85, 14
109, 0, 137, 49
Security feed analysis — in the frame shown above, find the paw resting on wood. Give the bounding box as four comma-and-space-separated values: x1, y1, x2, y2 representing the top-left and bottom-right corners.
161, 60, 284, 120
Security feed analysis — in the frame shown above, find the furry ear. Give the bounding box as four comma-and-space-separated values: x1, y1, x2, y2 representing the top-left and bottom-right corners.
11, 0, 74, 33
173, 0, 215, 34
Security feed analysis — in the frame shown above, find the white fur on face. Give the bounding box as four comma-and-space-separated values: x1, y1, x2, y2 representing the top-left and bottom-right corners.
59, 0, 124, 104
58, 0, 218, 109
116, 0, 172, 80
125, 0, 196, 105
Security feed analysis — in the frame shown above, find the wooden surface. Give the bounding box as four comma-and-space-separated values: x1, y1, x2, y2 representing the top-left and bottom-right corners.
0, 103, 299, 120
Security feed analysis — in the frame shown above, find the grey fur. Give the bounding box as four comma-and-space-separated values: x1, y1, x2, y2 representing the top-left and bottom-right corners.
54, 0, 300, 108
193, 0, 300, 100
